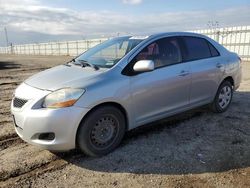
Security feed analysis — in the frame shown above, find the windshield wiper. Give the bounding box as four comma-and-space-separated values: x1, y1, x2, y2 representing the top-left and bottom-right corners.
66, 59, 99, 70
64, 58, 76, 67
77, 59, 99, 70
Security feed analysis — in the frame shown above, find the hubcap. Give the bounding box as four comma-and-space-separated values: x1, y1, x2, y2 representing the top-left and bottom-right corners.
218, 85, 232, 109
90, 115, 118, 148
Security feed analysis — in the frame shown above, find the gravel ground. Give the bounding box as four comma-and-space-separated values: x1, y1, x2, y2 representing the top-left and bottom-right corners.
0, 54, 250, 188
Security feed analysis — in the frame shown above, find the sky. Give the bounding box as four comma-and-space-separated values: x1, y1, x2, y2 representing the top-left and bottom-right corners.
0, 0, 250, 46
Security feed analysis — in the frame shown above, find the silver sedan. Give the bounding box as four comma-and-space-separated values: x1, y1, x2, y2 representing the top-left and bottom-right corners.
11, 32, 242, 156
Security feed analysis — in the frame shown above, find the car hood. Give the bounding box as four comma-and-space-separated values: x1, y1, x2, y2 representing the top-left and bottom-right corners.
25, 65, 105, 91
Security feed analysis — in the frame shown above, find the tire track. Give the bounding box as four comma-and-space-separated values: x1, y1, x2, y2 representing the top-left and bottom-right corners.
0, 111, 11, 116
1, 98, 12, 102
0, 155, 66, 181
0, 86, 15, 91
0, 120, 12, 125
0, 132, 17, 142
0, 136, 23, 150
0, 82, 20, 86
0, 150, 80, 187
0, 159, 69, 188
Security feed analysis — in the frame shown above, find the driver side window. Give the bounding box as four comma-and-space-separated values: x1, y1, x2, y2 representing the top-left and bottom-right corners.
134, 37, 182, 68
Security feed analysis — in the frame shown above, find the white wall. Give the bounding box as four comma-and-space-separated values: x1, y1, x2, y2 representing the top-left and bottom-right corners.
0, 26, 250, 61
0, 38, 108, 56
193, 25, 250, 61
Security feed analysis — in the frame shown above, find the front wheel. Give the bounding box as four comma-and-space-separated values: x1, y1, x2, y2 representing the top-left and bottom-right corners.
210, 80, 233, 113
76, 106, 126, 157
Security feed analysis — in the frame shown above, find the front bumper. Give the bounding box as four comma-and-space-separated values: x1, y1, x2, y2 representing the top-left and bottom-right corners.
11, 83, 89, 151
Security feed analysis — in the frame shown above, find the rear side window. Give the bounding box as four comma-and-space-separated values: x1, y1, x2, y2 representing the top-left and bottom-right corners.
183, 37, 211, 61
207, 42, 220, 57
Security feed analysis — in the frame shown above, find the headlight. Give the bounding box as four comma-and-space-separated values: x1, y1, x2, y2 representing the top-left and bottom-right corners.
42, 88, 85, 108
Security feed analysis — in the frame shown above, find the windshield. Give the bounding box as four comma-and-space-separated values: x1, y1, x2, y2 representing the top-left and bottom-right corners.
75, 37, 143, 68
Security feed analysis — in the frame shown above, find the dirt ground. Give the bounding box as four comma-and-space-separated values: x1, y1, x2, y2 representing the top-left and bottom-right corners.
0, 54, 250, 188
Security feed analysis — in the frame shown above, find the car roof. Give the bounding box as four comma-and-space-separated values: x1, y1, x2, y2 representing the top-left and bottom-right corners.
142, 32, 227, 52
148, 31, 208, 39
127, 32, 213, 42
118, 32, 208, 41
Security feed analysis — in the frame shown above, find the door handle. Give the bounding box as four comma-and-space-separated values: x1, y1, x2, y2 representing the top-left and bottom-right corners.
179, 70, 190, 77
216, 63, 223, 68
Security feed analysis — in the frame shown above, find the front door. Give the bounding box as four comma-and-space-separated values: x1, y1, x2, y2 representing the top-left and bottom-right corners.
128, 37, 191, 125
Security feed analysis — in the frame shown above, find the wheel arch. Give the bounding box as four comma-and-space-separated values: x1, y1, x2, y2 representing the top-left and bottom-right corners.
75, 101, 129, 146
222, 76, 235, 88
212, 76, 235, 102
210, 76, 234, 113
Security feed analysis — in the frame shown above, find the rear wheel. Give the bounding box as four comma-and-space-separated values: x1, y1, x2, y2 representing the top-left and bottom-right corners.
76, 106, 126, 157
210, 81, 233, 113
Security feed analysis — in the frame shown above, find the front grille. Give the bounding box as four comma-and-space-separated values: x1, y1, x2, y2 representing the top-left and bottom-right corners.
13, 97, 28, 108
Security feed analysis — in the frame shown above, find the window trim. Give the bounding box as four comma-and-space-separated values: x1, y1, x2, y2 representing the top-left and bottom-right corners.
206, 40, 220, 57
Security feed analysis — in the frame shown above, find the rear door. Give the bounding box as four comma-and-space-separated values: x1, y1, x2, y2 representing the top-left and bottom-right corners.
181, 36, 224, 106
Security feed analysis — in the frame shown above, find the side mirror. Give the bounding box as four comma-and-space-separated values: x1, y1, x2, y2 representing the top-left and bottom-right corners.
133, 60, 154, 72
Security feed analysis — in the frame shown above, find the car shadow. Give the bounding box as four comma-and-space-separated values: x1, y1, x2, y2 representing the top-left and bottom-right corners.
0, 61, 21, 70
57, 90, 250, 175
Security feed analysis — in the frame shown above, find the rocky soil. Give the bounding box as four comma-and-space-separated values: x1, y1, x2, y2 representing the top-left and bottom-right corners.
0, 55, 250, 188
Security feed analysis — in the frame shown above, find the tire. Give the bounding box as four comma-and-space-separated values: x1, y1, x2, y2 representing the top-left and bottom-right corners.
76, 105, 126, 157
210, 80, 233, 113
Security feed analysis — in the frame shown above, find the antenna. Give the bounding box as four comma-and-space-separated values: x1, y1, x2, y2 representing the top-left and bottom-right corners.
4, 27, 9, 47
